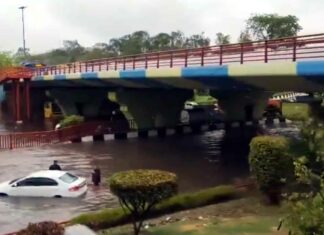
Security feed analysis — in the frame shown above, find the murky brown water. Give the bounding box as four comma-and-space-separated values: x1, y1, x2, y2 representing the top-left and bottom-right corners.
0, 125, 300, 233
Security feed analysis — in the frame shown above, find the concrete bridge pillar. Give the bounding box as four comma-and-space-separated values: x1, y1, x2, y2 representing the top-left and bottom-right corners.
48, 89, 110, 118
108, 89, 193, 130
212, 91, 272, 122
211, 91, 272, 158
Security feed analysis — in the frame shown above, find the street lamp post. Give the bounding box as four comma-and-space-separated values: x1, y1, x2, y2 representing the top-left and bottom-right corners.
18, 6, 27, 58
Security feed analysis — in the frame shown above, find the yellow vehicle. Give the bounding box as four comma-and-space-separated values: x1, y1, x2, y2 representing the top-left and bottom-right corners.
44, 102, 62, 119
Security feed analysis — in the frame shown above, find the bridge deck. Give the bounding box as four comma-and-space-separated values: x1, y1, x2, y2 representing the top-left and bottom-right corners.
33, 33, 324, 78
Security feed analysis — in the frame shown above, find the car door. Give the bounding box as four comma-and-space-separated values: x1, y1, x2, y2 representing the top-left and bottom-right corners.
10, 177, 59, 197
36, 177, 60, 197
9, 178, 37, 197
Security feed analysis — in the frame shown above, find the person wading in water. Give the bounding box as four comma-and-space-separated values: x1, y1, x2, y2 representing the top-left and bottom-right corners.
49, 160, 62, 170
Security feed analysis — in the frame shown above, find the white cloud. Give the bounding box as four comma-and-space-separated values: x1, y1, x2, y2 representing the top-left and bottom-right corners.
0, 0, 323, 53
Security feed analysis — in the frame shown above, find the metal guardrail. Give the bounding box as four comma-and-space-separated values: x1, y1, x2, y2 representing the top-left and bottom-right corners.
33, 33, 324, 76
0, 121, 131, 150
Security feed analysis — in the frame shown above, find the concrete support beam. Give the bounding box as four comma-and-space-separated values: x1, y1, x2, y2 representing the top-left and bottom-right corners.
109, 89, 193, 130
212, 91, 272, 122
49, 89, 109, 118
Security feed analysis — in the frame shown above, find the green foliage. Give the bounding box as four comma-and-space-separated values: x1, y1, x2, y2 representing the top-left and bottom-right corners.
72, 185, 237, 230
281, 121, 324, 234
0, 51, 13, 68
215, 32, 231, 45
246, 14, 302, 40
109, 169, 177, 235
17, 221, 64, 235
238, 30, 253, 43
249, 136, 292, 202
185, 32, 210, 48
72, 207, 130, 230
282, 103, 310, 121
59, 115, 84, 128
286, 194, 324, 235
24, 30, 212, 65
156, 185, 236, 211
284, 157, 324, 235
299, 120, 324, 169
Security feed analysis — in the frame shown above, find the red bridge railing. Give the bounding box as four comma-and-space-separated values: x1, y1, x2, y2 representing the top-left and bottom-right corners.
34, 33, 324, 77
0, 121, 131, 150
0, 67, 33, 83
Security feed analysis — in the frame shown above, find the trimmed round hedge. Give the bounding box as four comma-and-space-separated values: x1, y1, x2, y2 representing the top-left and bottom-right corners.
109, 169, 177, 203
110, 169, 177, 235
249, 136, 292, 198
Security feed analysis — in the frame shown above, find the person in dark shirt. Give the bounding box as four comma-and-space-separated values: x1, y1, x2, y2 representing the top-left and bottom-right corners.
92, 167, 101, 186
49, 160, 62, 170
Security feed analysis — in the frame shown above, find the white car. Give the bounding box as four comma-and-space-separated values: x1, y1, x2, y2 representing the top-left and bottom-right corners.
0, 170, 87, 198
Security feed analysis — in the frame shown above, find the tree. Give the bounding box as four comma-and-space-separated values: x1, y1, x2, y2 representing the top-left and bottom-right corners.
185, 32, 210, 48
150, 33, 172, 50
109, 169, 177, 235
215, 32, 231, 45
63, 40, 85, 62
0, 52, 13, 68
238, 30, 253, 43
14, 47, 31, 64
246, 14, 302, 40
170, 30, 186, 49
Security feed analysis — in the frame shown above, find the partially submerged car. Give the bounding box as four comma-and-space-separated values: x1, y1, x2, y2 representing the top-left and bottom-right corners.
0, 170, 87, 198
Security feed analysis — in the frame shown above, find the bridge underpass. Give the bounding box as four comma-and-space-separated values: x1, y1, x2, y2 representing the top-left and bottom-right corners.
1, 33, 324, 147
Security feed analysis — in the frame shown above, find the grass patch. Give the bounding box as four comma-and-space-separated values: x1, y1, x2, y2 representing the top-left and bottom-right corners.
99, 197, 287, 235
152, 217, 282, 235
100, 216, 284, 235
282, 102, 310, 121
71, 185, 238, 230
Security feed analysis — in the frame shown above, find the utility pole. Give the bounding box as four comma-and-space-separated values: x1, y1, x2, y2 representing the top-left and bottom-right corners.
18, 6, 27, 58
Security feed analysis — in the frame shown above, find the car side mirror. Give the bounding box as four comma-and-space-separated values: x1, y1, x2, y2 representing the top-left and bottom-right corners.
11, 183, 17, 187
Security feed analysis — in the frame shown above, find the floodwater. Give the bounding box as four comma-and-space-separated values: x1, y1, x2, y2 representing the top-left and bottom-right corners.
0, 125, 300, 233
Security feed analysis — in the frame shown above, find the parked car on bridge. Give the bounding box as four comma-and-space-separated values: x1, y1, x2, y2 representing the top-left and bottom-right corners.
0, 170, 87, 198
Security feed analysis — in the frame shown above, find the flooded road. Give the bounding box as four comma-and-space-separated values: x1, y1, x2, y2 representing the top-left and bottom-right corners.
0, 125, 299, 233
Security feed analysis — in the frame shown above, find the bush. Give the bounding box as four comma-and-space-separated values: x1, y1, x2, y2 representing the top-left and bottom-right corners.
109, 169, 177, 235
282, 121, 324, 234
249, 136, 292, 204
156, 185, 235, 211
285, 191, 324, 234
282, 102, 310, 121
72, 185, 238, 230
59, 115, 84, 128
17, 221, 64, 235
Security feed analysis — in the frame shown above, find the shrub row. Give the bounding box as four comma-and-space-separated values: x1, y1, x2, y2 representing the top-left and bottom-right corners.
71, 185, 238, 230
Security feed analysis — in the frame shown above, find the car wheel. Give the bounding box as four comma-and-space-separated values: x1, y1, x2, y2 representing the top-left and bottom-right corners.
54, 195, 62, 198
0, 193, 8, 197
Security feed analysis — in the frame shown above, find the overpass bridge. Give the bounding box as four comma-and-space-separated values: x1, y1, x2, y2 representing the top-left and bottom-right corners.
31, 33, 324, 91
2, 33, 324, 130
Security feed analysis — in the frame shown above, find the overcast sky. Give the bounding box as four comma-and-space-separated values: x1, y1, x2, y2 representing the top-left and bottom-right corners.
1, 0, 323, 54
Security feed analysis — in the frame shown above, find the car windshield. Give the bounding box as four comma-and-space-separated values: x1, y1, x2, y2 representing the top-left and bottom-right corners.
9, 178, 21, 185
59, 173, 78, 184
